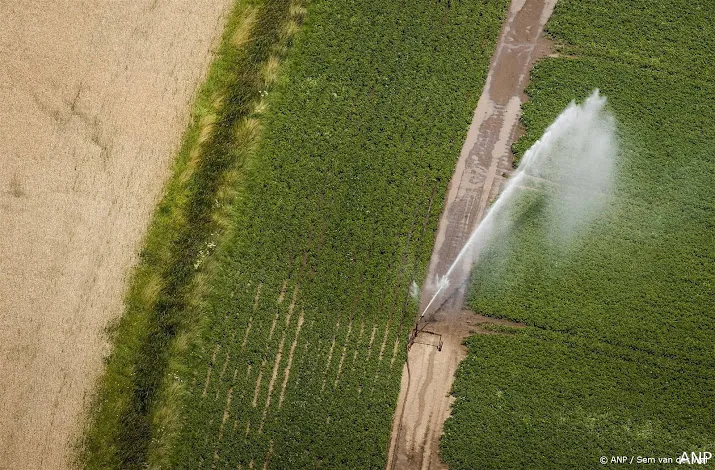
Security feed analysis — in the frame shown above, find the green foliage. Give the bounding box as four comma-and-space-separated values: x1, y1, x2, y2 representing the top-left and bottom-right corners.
169, 0, 509, 468
80, 0, 510, 468
443, 332, 714, 469
442, 0, 715, 468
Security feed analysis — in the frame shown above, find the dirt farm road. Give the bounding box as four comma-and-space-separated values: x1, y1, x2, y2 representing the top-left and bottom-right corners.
0, 1, 233, 468
386, 1, 557, 468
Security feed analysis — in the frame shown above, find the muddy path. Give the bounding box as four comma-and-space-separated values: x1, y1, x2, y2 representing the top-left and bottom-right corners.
386, 1, 556, 468
0, 0, 232, 468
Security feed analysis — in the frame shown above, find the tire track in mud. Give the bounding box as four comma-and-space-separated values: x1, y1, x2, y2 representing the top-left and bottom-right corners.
386, 1, 556, 469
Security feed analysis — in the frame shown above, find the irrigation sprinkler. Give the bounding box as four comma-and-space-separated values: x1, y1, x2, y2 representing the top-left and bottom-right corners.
407, 321, 443, 351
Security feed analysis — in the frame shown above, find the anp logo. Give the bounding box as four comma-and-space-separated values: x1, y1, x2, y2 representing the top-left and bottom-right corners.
677, 452, 712, 465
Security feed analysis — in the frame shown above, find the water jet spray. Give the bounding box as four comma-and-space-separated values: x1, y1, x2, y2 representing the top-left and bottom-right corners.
420, 89, 618, 318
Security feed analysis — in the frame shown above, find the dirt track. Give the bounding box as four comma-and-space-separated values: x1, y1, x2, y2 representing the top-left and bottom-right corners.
386, 1, 556, 468
0, 1, 232, 468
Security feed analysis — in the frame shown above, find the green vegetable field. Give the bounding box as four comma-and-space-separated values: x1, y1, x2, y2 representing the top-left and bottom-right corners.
81, 0, 509, 468
442, 0, 715, 468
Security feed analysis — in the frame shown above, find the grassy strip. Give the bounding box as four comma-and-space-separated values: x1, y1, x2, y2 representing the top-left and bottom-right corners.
78, 0, 300, 467
442, 0, 715, 468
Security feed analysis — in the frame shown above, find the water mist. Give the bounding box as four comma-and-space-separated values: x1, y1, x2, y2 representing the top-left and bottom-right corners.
421, 89, 618, 318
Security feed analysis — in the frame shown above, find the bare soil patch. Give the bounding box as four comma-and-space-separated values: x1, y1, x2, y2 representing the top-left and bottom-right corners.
386, 1, 556, 468
0, 0, 233, 467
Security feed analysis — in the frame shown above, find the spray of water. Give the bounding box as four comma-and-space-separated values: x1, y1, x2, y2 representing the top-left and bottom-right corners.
409, 281, 420, 301
421, 275, 449, 316
420, 89, 618, 317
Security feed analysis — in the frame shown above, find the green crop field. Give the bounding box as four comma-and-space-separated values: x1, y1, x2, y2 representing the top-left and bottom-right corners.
441, 0, 715, 468
80, 0, 510, 468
